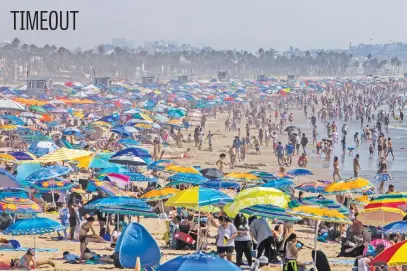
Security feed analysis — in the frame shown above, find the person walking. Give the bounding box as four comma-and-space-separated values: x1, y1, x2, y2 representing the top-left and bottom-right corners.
353, 154, 361, 177
233, 214, 252, 268
333, 156, 342, 181
300, 133, 308, 154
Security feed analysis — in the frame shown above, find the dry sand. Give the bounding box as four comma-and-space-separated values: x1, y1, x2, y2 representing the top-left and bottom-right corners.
1, 107, 352, 271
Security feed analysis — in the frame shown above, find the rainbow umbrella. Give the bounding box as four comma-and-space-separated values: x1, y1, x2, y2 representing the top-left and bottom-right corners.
371, 240, 407, 267
0, 197, 42, 214
249, 171, 278, 180
148, 160, 177, 171
223, 172, 262, 183
165, 165, 201, 175
364, 193, 407, 210
324, 177, 374, 194
87, 179, 128, 197
300, 196, 350, 215
357, 207, 406, 227
382, 221, 407, 234
141, 187, 178, 202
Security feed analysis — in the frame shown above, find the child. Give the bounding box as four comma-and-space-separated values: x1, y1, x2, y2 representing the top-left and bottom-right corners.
58, 203, 70, 239
216, 153, 227, 172
229, 147, 236, 169
253, 136, 261, 154
183, 148, 192, 159
369, 144, 374, 157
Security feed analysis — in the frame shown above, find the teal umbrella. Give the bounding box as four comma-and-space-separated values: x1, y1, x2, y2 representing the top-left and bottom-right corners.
89, 158, 114, 169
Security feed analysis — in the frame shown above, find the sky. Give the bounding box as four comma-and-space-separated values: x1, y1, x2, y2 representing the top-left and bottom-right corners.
1, 0, 407, 51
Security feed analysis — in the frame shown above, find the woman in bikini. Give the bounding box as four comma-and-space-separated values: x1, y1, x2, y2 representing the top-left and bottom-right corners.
79, 217, 106, 262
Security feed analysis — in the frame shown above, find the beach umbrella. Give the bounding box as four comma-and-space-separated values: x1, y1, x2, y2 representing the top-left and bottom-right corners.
167, 173, 207, 186
109, 154, 147, 166
29, 105, 47, 113
0, 99, 25, 111
286, 168, 313, 176
112, 147, 152, 162
87, 179, 128, 197
36, 148, 92, 163
8, 151, 36, 161
364, 193, 407, 210
223, 187, 290, 217
300, 196, 350, 215
62, 127, 83, 137
165, 187, 232, 208
0, 168, 23, 189
0, 197, 42, 214
357, 207, 406, 227
156, 251, 241, 271
249, 171, 278, 180
0, 153, 19, 164
148, 160, 177, 171
199, 168, 224, 180
30, 179, 73, 192
202, 179, 240, 190
118, 138, 141, 147
89, 158, 114, 169
324, 177, 374, 194
349, 195, 370, 206
25, 166, 71, 182
98, 166, 131, 175
239, 205, 300, 222
141, 187, 178, 202
127, 172, 154, 182
371, 240, 407, 267
3, 216, 65, 265
262, 178, 295, 189
84, 196, 150, 209
102, 174, 130, 189
165, 165, 201, 175
295, 181, 329, 194
223, 172, 262, 183
382, 221, 407, 234
28, 141, 60, 157
0, 124, 18, 131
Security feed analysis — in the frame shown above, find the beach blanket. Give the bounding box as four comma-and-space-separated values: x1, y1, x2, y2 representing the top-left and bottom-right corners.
0, 247, 58, 252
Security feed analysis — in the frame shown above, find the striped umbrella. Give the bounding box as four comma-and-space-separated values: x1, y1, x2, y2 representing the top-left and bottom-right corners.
167, 173, 208, 186
0, 197, 42, 214
295, 181, 329, 194
239, 205, 300, 222
36, 148, 92, 163
141, 187, 178, 202
371, 240, 407, 267
262, 178, 295, 189
249, 171, 278, 180
31, 179, 73, 192
301, 196, 350, 215
148, 160, 177, 171
324, 177, 374, 194
364, 193, 407, 210
223, 172, 262, 183
87, 179, 128, 197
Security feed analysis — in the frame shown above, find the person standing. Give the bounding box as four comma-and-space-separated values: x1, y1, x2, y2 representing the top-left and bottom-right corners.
233, 214, 252, 268
276, 142, 284, 166
300, 133, 308, 154
386, 137, 394, 160
217, 216, 237, 262
233, 136, 241, 162
333, 156, 342, 181
353, 154, 361, 177
250, 217, 274, 264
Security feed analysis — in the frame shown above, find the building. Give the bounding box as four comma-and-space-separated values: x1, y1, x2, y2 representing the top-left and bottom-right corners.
217, 71, 228, 81
93, 77, 111, 88
177, 75, 189, 84
142, 76, 158, 85
25, 76, 51, 96
112, 38, 134, 49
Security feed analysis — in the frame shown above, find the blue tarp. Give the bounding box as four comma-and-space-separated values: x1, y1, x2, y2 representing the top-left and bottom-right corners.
114, 222, 160, 269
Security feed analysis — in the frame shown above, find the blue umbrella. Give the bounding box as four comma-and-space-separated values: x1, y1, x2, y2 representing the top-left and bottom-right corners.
8, 151, 35, 161
156, 251, 241, 271
99, 113, 120, 123
25, 166, 71, 182
112, 147, 152, 163
63, 127, 83, 137
4, 216, 65, 236
168, 173, 207, 185
262, 178, 295, 189
89, 158, 114, 169
98, 166, 131, 175
240, 205, 300, 222
287, 168, 313, 176
249, 171, 278, 180
28, 141, 59, 157
147, 160, 175, 171
382, 221, 407, 234
127, 172, 155, 182
202, 179, 240, 190
118, 138, 141, 147
84, 196, 151, 209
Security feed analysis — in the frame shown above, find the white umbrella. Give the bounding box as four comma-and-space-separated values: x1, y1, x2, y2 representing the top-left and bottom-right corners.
0, 99, 25, 111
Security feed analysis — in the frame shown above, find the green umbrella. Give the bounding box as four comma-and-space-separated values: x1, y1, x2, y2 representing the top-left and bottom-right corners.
29, 106, 47, 113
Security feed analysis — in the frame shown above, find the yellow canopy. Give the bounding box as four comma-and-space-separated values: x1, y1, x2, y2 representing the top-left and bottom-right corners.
36, 148, 93, 163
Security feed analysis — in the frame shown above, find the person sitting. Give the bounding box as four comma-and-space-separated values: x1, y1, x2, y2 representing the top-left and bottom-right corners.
0, 212, 13, 230
79, 217, 106, 262
183, 148, 192, 159
297, 153, 308, 168
110, 224, 123, 248
18, 249, 55, 268
283, 234, 305, 271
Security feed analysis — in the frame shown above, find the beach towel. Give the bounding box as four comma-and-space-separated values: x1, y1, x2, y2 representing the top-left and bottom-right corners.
0, 247, 57, 252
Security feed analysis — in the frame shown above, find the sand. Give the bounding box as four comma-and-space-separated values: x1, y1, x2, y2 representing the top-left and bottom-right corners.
1, 106, 353, 271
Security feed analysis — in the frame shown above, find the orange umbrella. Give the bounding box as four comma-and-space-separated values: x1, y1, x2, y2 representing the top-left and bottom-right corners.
40, 114, 53, 122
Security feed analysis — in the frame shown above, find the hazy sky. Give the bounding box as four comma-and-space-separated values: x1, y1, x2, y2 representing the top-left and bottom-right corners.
1, 0, 407, 51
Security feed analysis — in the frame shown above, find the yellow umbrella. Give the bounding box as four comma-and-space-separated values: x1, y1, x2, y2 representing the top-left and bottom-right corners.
0, 125, 18, 131
0, 153, 19, 163
350, 195, 370, 206
357, 207, 406, 227
223, 187, 290, 217
325, 177, 374, 194
165, 165, 201, 175
288, 205, 352, 224
36, 148, 93, 163
91, 121, 112, 128
134, 123, 153, 129
223, 172, 262, 183
142, 187, 179, 202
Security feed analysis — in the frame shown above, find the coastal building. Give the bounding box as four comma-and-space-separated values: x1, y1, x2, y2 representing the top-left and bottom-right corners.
217, 71, 228, 81
93, 77, 111, 88
25, 75, 51, 96
177, 75, 189, 84
142, 76, 158, 85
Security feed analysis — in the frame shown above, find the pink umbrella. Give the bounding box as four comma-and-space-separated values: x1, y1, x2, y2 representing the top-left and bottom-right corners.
103, 173, 130, 189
